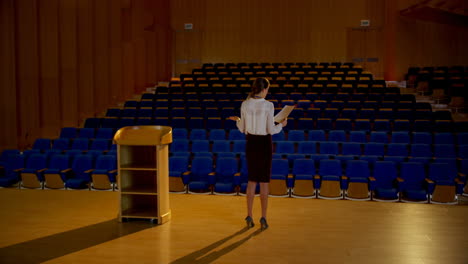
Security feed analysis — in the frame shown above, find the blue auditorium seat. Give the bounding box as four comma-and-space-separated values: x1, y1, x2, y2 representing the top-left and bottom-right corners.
309, 130, 326, 142
78, 128, 96, 139
399, 162, 429, 202
43, 154, 70, 189
341, 142, 362, 157
343, 160, 371, 200
95, 128, 114, 139
32, 138, 51, 153
288, 130, 306, 142
172, 128, 188, 140
434, 144, 456, 158
209, 129, 226, 141
70, 138, 89, 152
169, 156, 190, 192
272, 130, 286, 141
364, 143, 385, 156
410, 144, 432, 158
212, 140, 231, 157
275, 141, 295, 155
190, 129, 207, 140
91, 155, 117, 190
319, 142, 339, 156
64, 154, 94, 189
20, 154, 47, 189
291, 159, 316, 198
386, 143, 408, 157
427, 163, 463, 204
434, 132, 455, 144
60, 127, 78, 139
391, 131, 410, 144
349, 131, 367, 143
369, 161, 399, 201
228, 129, 245, 141
269, 159, 290, 196
213, 157, 238, 194
316, 159, 343, 199
369, 131, 389, 143
185, 157, 213, 194
84, 118, 101, 128
335, 118, 352, 131
297, 141, 317, 155
0, 154, 25, 187
232, 140, 246, 156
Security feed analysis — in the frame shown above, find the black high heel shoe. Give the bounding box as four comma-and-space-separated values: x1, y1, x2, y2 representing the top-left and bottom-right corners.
245, 216, 254, 228
260, 217, 269, 230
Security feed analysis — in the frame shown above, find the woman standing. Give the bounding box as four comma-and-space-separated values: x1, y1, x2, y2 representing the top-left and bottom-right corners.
229, 77, 287, 230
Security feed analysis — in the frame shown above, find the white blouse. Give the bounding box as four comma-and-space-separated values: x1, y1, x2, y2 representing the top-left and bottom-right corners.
236, 98, 283, 135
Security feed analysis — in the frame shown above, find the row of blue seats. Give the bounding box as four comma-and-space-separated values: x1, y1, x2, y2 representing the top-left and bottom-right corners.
31, 138, 115, 153
171, 129, 468, 144
201, 61, 355, 69
170, 139, 467, 160
169, 156, 465, 203
0, 153, 116, 190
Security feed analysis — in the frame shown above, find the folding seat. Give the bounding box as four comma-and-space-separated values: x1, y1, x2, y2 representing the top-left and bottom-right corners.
297, 141, 317, 155
154, 117, 169, 126
291, 159, 317, 198
60, 127, 78, 139
309, 130, 326, 142
51, 138, 70, 152
458, 145, 468, 159
212, 157, 238, 195
272, 130, 286, 141
95, 128, 114, 140
373, 119, 391, 132
0, 154, 25, 187
269, 159, 290, 196
313, 100, 328, 110
63, 154, 94, 189
334, 118, 352, 131
369, 131, 388, 143
413, 119, 432, 132
90, 155, 117, 190
117, 118, 136, 129
383, 155, 406, 166
434, 132, 455, 144
32, 138, 51, 153
323, 108, 339, 119
355, 119, 371, 131
399, 162, 429, 202
189, 128, 207, 140
305, 92, 319, 101
275, 141, 295, 155
124, 100, 139, 108
433, 144, 456, 158
434, 120, 453, 133
154, 107, 169, 118
393, 119, 411, 131
189, 117, 204, 129
184, 157, 214, 194
205, 118, 221, 130
427, 163, 464, 204
78, 128, 96, 139
306, 108, 322, 119
232, 140, 246, 156
228, 129, 245, 141
170, 139, 190, 157
137, 108, 154, 119
171, 117, 187, 128
0, 149, 20, 168
212, 140, 231, 156
328, 130, 347, 142
316, 159, 343, 199
385, 143, 408, 158
172, 128, 188, 140
349, 131, 367, 143
412, 132, 432, 144
281, 99, 295, 106
208, 129, 226, 141
297, 100, 311, 110
288, 130, 306, 142
316, 118, 333, 131
342, 160, 371, 200
341, 142, 362, 157
89, 139, 111, 153
341, 108, 358, 119
364, 143, 385, 156
391, 131, 410, 144
40, 154, 70, 189
70, 138, 90, 152
169, 156, 190, 193
457, 132, 468, 145
84, 118, 101, 128
319, 142, 339, 157
379, 102, 395, 110
362, 101, 379, 110
320, 93, 334, 102
410, 144, 432, 158
121, 108, 137, 118
139, 100, 155, 108
191, 140, 210, 156
220, 107, 235, 119
297, 118, 314, 131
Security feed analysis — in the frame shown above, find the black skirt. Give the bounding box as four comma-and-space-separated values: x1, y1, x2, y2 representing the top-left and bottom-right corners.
246, 134, 273, 183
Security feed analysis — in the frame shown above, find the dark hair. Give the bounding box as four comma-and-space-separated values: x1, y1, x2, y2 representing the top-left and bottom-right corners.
248, 77, 270, 98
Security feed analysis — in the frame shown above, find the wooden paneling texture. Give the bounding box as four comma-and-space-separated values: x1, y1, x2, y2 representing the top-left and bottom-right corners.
1, 0, 172, 151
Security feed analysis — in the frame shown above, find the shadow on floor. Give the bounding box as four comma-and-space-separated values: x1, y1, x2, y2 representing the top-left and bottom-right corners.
170, 227, 263, 264
0, 219, 153, 264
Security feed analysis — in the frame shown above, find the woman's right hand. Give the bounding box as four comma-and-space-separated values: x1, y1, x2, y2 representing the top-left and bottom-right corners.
228, 116, 240, 121
281, 119, 287, 127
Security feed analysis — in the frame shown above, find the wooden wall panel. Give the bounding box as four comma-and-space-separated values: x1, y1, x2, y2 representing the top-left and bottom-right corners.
38, 0, 60, 137
93, 0, 110, 115
109, 1, 123, 103
15, 0, 41, 149
59, 0, 79, 127
0, 0, 18, 150
132, 0, 147, 93
77, 0, 95, 122
122, 5, 135, 100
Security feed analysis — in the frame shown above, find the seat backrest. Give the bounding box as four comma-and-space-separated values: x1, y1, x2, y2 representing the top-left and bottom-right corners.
33, 138, 51, 151
346, 160, 370, 179
349, 131, 367, 143
319, 142, 338, 155
434, 132, 454, 144
95, 128, 114, 139
52, 138, 70, 150
328, 130, 346, 142
271, 159, 289, 176
433, 144, 456, 158
48, 154, 70, 170
191, 140, 210, 153
341, 142, 362, 155
364, 143, 385, 156
412, 132, 432, 144
71, 154, 94, 177
215, 157, 238, 179
78, 128, 96, 139
190, 157, 213, 179
370, 132, 388, 143
189, 129, 207, 140
228, 129, 245, 141
318, 159, 342, 176
26, 154, 47, 169
60, 127, 78, 139
292, 159, 315, 175
400, 162, 426, 189
309, 130, 326, 142
212, 140, 230, 153
71, 138, 89, 151
95, 155, 116, 170
386, 143, 408, 156
275, 141, 295, 154
170, 139, 189, 153
373, 161, 397, 187
410, 144, 432, 157
288, 130, 306, 141
90, 139, 111, 151
208, 129, 226, 140
297, 141, 317, 154
391, 131, 410, 144
428, 162, 457, 182
169, 156, 189, 172
5, 154, 26, 174
172, 128, 188, 139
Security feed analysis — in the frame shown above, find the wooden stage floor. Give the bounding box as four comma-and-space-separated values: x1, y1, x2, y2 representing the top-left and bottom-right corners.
0, 188, 467, 264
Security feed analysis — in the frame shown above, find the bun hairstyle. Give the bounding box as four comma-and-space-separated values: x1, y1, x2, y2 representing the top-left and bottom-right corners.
248, 77, 270, 99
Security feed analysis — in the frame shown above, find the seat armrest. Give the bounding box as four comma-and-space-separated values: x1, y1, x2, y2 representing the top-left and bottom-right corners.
61, 168, 72, 173
109, 169, 117, 174
208, 172, 216, 185
369, 177, 377, 191
37, 168, 48, 173
287, 174, 294, 188
84, 169, 95, 174
14, 168, 25, 172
